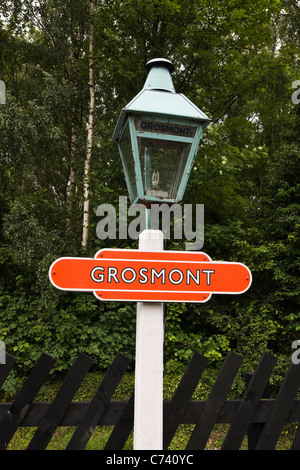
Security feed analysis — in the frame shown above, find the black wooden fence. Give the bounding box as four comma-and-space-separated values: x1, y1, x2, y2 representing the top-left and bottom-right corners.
0, 350, 300, 450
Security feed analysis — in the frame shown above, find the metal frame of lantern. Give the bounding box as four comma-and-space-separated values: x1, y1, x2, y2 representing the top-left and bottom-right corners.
112, 58, 211, 207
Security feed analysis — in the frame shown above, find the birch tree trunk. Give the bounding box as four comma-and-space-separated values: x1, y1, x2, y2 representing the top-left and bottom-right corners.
82, 0, 95, 249
66, 123, 77, 229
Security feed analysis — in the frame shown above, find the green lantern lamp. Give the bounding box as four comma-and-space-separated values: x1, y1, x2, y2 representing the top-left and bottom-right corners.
112, 58, 211, 207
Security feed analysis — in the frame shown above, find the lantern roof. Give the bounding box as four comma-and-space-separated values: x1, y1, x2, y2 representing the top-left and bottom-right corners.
112, 58, 211, 142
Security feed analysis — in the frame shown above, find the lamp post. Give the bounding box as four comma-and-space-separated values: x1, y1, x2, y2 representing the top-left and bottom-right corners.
112, 58, 211, 450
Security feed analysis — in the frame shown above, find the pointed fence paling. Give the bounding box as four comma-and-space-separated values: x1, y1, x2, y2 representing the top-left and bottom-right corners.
0, 349, 300, 450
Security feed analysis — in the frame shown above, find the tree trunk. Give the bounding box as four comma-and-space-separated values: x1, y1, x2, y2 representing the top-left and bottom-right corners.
66, 119, 77, 217
82, 0, 95, 249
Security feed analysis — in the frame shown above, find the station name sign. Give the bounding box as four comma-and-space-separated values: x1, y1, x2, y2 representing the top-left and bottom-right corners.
135, 119, 196, 138
49, 249, 252, 303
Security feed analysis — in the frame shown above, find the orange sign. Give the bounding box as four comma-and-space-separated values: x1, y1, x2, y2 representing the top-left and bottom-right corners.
49, 249, 252, 303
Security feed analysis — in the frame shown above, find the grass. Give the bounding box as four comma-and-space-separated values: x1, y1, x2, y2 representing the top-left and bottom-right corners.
3, 369, 298, 450
6, 423, 297, 450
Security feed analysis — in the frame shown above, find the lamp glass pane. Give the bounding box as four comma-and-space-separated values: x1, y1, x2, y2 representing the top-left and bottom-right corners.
138, 137, 191, 200
119, 123, 138, 202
